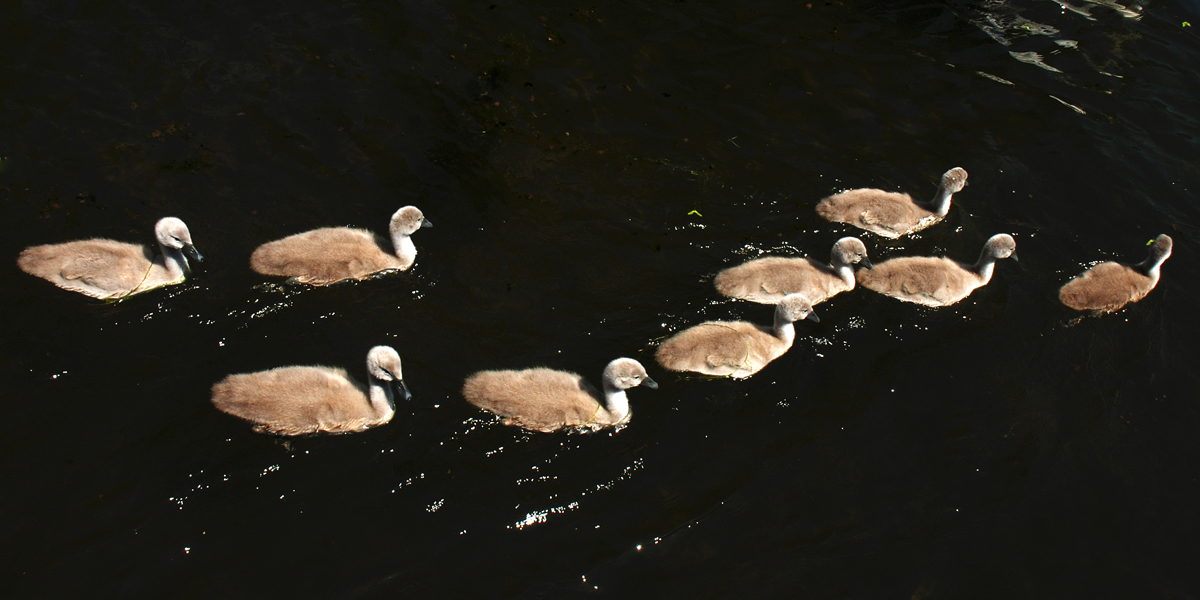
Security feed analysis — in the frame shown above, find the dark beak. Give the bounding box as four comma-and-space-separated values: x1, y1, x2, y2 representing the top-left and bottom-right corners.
807, 310, 820, 323
393, 379, 413, 402
859, 257, 874, 269
421, 218, 433, 228
185, 244, 204, 263
642, 376, 659, 390
1009, 253, 1019, 262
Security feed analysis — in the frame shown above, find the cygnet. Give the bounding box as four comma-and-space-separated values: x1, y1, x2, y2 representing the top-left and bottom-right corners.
17, 217, 203, 300
714, 237, 872, 305
857, 234, 1017, 307
250, 206, 431, 285
655, 293, 819, 379
211, 346, 410, 436
462, 358, 657, 433
1059, 234, 1172, 313
816, 167, 968, 238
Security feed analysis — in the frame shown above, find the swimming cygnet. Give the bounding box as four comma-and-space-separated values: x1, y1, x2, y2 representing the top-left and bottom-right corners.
249, 206, 431, 285
1059, 234, 1172, 313
16, 217, 203, 300
857, 234, 1017, 307
815, 167, 968, 238
655, 293, 819, 379
211, 346, 410, 436
713, 237, 872, 305
462, 358, 658, 433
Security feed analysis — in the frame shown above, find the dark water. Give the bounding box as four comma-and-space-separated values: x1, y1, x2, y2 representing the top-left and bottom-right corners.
3, 0, 1200, 597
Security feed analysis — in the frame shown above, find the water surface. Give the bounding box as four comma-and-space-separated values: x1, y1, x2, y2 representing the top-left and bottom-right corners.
2, 0, 1199, 597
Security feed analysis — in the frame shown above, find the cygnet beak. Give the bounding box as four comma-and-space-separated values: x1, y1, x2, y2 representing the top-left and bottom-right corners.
807, 309, 820, 323
394, 379, 413, 402
421, 218, 433, 228
641, 376, 659, 390
859, 257, 874, 269
185, 244, 204, 262
1009, 252, 1019, 262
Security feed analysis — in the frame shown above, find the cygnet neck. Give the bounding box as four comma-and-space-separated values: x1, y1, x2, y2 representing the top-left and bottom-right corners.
772, 310, 797, 347
367, 371, 397, 421
158, 242, 189, 281
830, 255, 857, 288
1138, 251, 1169, 281
926, 180, 956, 217
391, 232, 417, 264
600, 380, 630, 424
971, 247, 1001, 284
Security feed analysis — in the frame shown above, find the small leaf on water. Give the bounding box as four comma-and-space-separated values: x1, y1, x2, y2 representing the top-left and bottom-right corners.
1147, 239, 1155, 245
688, 210, 703, 217
1183, 21, 1191, 27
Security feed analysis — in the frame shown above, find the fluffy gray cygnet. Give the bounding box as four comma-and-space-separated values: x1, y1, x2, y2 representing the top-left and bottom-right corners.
655, 293, 818, 379
856, 233, 1017, 307
250, 206, 431, 285
714, 237, 872, 305
815, 167, 967, 238
1059, 234, 1172, 313
17, 217, 203, 300
211, 346, 410, 436
462, 358, 658, 433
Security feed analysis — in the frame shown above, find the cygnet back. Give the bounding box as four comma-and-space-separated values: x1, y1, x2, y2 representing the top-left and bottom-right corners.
17, 217, 203, 300
815, 168, 967, 238
655, 293, 818, 378
857, 233, 1016, 307
714, 237, 872, 305
1059, 234, 1172, 312
211, 346, 410, 436
462, 358, 657, 433
250, 206, 431, 285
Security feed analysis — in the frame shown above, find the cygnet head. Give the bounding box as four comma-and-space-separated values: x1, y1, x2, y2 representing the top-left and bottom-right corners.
155, 217, 203, 261
777, 292, 819, 323
1138, 234, 1173, 276
367, 345, 412, 401
832, 237, 873, 269
1148, 234, 1173, 261
942, 167, 968, 193
603, 358, 659, 391
390, 206, 432, 236
984, 233, 1018, 261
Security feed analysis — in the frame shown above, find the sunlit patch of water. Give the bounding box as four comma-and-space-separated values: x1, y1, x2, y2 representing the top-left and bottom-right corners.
881, 321, 935, 341
504, 455, 644, 531
977, 71, 1016, 86
167, 469, 230, 510
452, 415, 506, 441
584, 457, 644, 495
955, 0, 1145, 86
224, 283, 310, 327
509, 501, 581, 530
1070, 0, 1145, 20
1010, 51, 1063, 73
391, 473, 425, 494
515, 463, 558, 485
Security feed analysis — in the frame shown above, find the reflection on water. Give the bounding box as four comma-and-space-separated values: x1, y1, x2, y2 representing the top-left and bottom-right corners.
957, 0, 1148, 87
